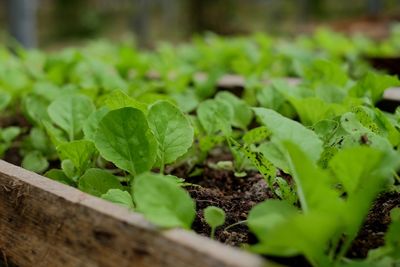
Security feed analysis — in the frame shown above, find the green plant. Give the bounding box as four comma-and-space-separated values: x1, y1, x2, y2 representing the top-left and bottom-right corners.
204, 206, 226, 239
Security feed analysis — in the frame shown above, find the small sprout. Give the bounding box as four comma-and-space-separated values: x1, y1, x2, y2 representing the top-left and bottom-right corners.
204, 206, 226, 240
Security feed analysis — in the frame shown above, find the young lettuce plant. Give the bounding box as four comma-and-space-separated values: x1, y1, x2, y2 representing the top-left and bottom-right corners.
247, 140, 399, 267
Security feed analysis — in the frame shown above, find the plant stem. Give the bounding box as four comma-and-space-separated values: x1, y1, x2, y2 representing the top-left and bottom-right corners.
223, 220, 247, 231
159, 156, 165, 174
210, 226, 216, 240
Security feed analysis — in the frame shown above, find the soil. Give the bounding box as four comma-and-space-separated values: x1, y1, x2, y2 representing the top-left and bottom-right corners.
174, 149, 400, 267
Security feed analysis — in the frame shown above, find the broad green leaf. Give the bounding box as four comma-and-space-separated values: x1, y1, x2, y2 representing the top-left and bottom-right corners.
133, 172, 195, 229
248, 200, 298, 241
204, 206, 226, 228
349, 72, 400, 103
44, 169, 75, 186
23, 94, 51, 126
329, 146, 385, 194
253, 108, 323, 162
57, 140, 96, 176
289, 97, 345, 126
304, 59, 348, 87
197, 99, 233, 136
22, 151, 49, 173
215, 91, 253, 129
147, 101, 194, 166
78, 168, 123, 197
94, 107, 157, 175
103, 90, 147, 114
1, 127, 21, 143
48, 94, 95, 141
101, 189, 134, 210
83, 107, 109, 141
250, 211, 338, 266
340, 112, 392, 152
282, 141, 342, 214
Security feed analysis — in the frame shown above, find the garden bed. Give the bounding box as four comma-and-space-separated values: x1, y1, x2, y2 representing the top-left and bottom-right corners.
0, 160, 272, 267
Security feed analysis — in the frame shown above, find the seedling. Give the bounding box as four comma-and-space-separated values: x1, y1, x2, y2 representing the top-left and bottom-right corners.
204, 206, 226, 240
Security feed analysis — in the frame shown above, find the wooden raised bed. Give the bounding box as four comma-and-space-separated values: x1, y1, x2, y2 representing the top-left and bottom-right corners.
0, 160, 278, 267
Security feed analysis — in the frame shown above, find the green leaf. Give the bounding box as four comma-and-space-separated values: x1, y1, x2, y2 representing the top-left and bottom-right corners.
57, 140, 96, 176
1, 127, 21, 143
0, 91, 11, 111
282, 141, 342, 214
304, 59, 348, 87
83, 107, 109, 141
197, 99, 233, 136
22, 151, 49, 173
94, 107, 157, 175
350, 72, 400, 103
288, 97, 345, 126
44, 169, 75, 186
48, 94, 95, 141
215, 91, 253, 129
147, 101, 194, 167
101, 189, 134, 210
78, 168, 123, 197
248, 200, 298, 243
23, 94, 51, 126
133, 172, 195, 229
253, 108, 323, 162
243, 126, 271, 145
204, 206, 226, 229
103, 90, 147, 114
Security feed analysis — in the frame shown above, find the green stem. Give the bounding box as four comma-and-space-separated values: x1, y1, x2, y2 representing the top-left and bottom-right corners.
159, 154, 165, 174
224, 220, 247, 231
210, 226, 216, 240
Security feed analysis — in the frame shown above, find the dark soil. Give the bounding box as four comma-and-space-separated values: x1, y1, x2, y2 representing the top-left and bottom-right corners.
348, 191, 400, 258
175, 149, 400, 267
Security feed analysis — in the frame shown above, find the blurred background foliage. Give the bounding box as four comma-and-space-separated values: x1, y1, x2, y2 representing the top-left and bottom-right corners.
0, 0, 400, 49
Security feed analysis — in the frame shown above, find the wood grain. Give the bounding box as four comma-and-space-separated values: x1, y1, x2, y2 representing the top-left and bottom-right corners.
0, 160, 276, 267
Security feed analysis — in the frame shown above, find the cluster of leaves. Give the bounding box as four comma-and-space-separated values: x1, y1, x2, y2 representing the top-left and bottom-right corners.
0, 28, 400, 267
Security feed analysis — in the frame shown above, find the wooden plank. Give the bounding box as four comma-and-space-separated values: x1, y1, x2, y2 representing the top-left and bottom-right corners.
0, 160, 273, 267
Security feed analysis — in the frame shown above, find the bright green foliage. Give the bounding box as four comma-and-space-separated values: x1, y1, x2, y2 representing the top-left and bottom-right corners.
0, 127, 20, 157
94, 107, 157, 176
78, 168, 123, 197
147, 101, 194, 171
103, 90, 147, 114
0, 91, 11, 111
243, 126, 271, 145
197, 99, 233, 136
83, 107, 109, 141
133, 172, 196, 229
248, 141, 400, 266
101, 189, 134, 210
45, 169, 75, 186
253, 108, 323, 162
204, 206, 226, 239
349, 72, 400, 104
48, 94, 95, 141
57, 140, 96, 176
289, 97, 346, 126
215, 91, 253, 129
22, 151, 49, 173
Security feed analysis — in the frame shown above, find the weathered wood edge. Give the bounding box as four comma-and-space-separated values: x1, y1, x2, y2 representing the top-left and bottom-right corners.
0, 160, 278, 267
